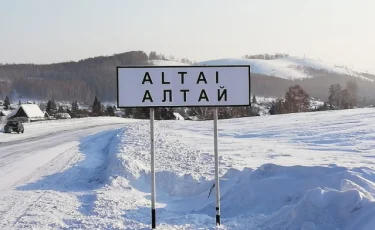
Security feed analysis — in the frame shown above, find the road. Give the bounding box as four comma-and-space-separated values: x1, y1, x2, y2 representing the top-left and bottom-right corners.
0, 117, 136, 229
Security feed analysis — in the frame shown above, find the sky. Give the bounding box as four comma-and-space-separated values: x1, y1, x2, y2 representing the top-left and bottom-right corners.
0, 0, 374, 72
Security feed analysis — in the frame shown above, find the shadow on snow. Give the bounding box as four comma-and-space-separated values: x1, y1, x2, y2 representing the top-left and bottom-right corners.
16, 129, 121, 217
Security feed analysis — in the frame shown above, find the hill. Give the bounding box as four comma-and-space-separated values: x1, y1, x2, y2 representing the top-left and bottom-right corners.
0, 51, 149, 102
153, 58, 375, 100
1, 51, 375, 103
197, 57, 374, 81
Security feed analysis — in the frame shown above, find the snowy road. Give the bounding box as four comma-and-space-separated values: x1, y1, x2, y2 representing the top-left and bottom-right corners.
0, 118, 137, 229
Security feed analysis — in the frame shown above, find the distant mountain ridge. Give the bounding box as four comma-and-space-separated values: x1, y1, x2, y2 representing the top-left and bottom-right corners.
1, 51, 375, 103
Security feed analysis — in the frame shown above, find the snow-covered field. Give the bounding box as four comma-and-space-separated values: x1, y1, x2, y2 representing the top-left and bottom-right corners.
1, 109, 375, 229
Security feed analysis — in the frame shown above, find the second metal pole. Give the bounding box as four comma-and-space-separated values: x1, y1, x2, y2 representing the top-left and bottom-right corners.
150, 108, 156, 229
213, 108, 221, 225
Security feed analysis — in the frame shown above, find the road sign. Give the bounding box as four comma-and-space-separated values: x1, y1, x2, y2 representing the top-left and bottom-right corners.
117, 65, 251, 108
116, 65, 251, 229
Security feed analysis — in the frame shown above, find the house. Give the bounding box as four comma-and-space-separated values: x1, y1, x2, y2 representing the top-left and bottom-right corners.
8, 104, 45, 122
0, 110, 13, 122
185, 116, 199, 121
173, 112, 185, 120
114, 110, 125, 117
55, 113, 71, 119
43, 111, 51, 119
0, 110, 12, 117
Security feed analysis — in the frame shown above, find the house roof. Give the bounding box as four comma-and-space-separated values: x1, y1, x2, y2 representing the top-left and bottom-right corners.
6, 110, 17, 118
17, 104, 44, 118
173, 112, 185, 120
0, 110, 12, 116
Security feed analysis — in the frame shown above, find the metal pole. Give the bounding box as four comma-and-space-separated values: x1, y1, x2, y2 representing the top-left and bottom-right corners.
150, 108, 156, 229
213, 107, 220, 225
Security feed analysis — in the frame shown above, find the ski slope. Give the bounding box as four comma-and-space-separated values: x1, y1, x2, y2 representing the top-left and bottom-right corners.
1, 109, 375, 229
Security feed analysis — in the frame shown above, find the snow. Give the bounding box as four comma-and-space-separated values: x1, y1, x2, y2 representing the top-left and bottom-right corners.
1, 109, 375, 229
102, 108, 375, 229
14, 104, 45, 119
197, 57, 374, 81
0, 110, 12, 116
173, 112, 184, 120
5, 109, 17, 119
55, 112, 72, 119
151, 60, 189, 66
0, 117, 130, 142
149, 56, 375, 81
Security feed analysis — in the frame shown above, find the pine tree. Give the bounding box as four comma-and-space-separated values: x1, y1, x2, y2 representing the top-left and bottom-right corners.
92, 96, 102, 116
4, 96, 10, 110
154, 108, 161, 120
124, 108, 133, 118
71, 100, 79, 116
141, 108, 150, 119
58, 106, 65, 113
106, 105, 115, 116
51, 100, 57, 111
160, 108, 174, 120
46, 100, 53, 113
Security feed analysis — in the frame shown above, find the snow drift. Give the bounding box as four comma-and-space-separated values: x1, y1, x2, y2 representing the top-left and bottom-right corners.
105, 116, 375, 229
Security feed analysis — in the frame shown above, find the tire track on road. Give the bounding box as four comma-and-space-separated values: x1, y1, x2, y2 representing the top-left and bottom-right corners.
0, 129, 120, 229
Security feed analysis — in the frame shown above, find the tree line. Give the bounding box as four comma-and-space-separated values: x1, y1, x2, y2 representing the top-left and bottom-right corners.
269, 80, 359, 115
242, 53, 290, 60
1, 78, 362, 121
0, 50, 196, 103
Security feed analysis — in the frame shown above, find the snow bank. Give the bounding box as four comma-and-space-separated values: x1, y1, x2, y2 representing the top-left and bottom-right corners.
106, 122, 213, 198
104, 117, 375, 229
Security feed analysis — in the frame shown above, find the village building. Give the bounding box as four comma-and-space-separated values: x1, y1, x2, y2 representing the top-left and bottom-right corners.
8, 104, 45, 122
0, 110, 12, 117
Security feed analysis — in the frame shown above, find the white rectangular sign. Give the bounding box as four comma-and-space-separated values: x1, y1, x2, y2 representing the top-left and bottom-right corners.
117, 65, 250, 108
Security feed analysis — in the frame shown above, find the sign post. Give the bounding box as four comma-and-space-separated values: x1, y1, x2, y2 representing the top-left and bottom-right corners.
117, 65, 250, 228
213, 107, 220, 225
150, 108, 156, 229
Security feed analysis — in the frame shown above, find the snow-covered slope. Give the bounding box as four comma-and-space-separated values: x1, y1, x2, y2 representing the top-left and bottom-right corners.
151, 57, 374, 81
150, 60, 189, 66
197, 57, 374, 81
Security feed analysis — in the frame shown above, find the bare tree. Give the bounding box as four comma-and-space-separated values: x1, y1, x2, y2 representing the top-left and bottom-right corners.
328, 84, 342, 109
284, 85, 309, 113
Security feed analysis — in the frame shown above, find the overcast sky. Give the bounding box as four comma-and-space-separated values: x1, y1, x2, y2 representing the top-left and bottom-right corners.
0, 0, 374, 72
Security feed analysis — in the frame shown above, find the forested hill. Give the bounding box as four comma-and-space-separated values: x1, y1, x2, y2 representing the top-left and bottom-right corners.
1, 51, 375, 103
0, 51, 149, 102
